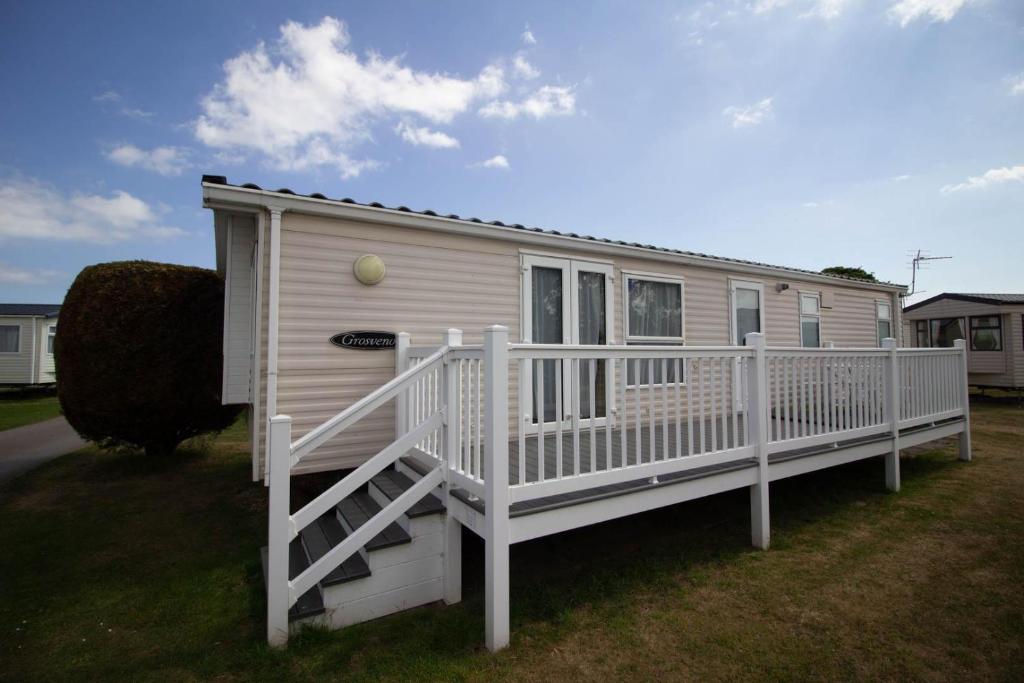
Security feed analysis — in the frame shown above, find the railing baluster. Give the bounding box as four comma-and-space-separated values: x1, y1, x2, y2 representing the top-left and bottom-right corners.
464, 359, 472, 477
572, 359, 580, 475
619, 357, 627, 468
719, 357, 728, 450
697, 358, 706, 455
634, 359, 642, 464
518, 358, 526, 484
536, 359, 545, 482
710, 358, 718, 452
605, 357, 613, 470
590, 358, 598, 472
686, 359, 694, 457
662, 359, 669, 461
647, 360, 655, 462
475, 359, 482, 478
675, 359, 682, 459
555, 358, 563, 479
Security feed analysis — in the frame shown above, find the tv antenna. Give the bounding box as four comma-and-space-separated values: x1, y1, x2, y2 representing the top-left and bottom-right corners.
906, 249, 952, 298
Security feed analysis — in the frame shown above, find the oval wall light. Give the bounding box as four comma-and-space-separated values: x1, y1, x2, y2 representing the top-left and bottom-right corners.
353, 254, 386, 285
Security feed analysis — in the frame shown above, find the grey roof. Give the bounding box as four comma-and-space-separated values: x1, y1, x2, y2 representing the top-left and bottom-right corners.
201, 175, 906, 290
0, 303, 60, 317
903, 293, 1024, 313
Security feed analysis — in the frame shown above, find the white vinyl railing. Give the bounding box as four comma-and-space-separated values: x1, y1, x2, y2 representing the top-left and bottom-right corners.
265, 328, 970, 648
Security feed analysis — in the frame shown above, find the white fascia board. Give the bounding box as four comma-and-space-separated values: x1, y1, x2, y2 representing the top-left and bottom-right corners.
202, 183, 908, 295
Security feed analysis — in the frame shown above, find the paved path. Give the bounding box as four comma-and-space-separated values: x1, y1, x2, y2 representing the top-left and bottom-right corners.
0, 417, 86, 484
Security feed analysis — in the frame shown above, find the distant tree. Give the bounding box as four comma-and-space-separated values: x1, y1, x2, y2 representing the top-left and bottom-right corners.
821, 266, 878, 282
56, 261, 242, 457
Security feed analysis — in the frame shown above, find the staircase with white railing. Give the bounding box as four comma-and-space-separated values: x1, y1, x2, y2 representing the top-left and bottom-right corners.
262, 326, 971, 651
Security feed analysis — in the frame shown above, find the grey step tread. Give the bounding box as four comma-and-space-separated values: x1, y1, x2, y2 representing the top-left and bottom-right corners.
371, 469, 444, 517
298, 514, 372, 587
260, 543, 325, 622
336, 492, 411, 551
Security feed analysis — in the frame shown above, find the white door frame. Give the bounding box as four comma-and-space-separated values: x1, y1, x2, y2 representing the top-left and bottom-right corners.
728, 278, 766, 410
521, 254, 614, 430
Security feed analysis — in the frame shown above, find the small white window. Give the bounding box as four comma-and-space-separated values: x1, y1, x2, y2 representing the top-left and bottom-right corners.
0, 325, 20, 353
47, 325, 56, 354
876, 301, 892, 346
799, 293, 821, 348
624, 273, 684, 385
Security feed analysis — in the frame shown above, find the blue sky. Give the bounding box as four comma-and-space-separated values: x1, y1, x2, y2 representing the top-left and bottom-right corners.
1, 0, 1021, 305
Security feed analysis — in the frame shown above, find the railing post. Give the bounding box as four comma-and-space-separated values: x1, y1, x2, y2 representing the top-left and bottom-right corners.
442, 328, 463, 606
744, 332, 770, 550
395, 332, 410, 439
955, 339, 971, 461
267, 414, 292, 647
483, 325, 510, 651
882, 338, 900, 492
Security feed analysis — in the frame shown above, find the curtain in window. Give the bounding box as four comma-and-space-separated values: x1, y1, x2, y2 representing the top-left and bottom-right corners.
532, 267, 563, 422
0, 326, 19, 353
577, 271, 606, 418
929, 318, 964, 347
628, 280, 681, 337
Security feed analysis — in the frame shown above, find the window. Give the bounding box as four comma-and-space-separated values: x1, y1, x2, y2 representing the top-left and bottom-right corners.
915, 320, 929, 348
876, 301, 892, 346
799, 292, 821, 348
47, 324, 56, 354
969, 315, 1002, 351
624, 274, 684, 385
0, 325, 19, 353
929, 318, 965, 348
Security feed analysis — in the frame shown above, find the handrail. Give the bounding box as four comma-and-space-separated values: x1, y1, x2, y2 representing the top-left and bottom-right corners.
509, 344, 755, 360
290, 346, 447, 463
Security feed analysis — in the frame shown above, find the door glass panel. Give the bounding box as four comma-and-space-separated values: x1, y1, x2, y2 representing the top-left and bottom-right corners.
577, 271, 606, 419
735, 288, 761, 344
532, 267, 563, 422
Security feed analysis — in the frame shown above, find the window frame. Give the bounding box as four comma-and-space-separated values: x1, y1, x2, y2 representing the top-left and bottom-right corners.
968, 314, 1002, 352
0, 324, 21, 354
46, 324, 56, 354
798, 291, 822, 348
876, 300, 893, 346
728, 278, 766, 346
622, 271, 685, 387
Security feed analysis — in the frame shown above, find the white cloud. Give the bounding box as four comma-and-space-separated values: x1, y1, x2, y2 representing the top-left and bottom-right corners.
0, 264, 63, 285
473, 155, 510, 169
887, 0, 973, 27
479, 85, 576, 120
394, 121, 460, 148
521, 28, 537, 45
512, 54, 540, 80
106, 144, 191, 176
722, 97, 774, 128
1007, 73, 1024, 96
194, 17, 511, 179
120, 108, 155, 120
891, 174, 912, 181
0, 178, 185, 243
93, 90, 121, 103
802, 202, 820, 208
941, 165, 1024, 193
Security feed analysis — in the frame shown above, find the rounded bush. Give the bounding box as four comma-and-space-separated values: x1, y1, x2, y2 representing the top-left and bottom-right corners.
56, 261, 242, 456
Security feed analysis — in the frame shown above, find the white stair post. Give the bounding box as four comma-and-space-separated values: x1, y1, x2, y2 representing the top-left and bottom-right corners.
483, 325, 511, 651
882, 338, 901, 491
395, 332, 410, 439
267, 414, 292, 647
955, 339, 972, 461
442, 328, 463, 606
744, 332, 770, 550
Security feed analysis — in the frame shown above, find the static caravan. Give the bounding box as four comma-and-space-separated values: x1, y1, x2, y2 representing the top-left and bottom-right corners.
902, 293, 1024, 392
0, 304, 60, 385
203, 176, 971, 650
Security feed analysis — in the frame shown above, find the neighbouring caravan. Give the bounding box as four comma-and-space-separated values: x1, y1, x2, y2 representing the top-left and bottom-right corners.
0, 303, 60, 385
205, 177, 907, 478
902, 292, 1024, 391
204, 176, 971, 650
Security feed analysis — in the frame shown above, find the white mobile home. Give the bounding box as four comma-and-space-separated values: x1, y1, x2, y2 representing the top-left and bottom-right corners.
203, 176, 971, 651
902, 293, 1024, 392
0, 304, 60, 385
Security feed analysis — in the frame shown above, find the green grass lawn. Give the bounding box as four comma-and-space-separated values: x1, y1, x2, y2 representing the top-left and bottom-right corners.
0, 391, 61, 431
1, 403, 1022, 681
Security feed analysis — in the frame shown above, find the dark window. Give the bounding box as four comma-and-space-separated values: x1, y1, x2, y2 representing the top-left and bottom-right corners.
929, 318, 965, 348
915, 320, 929, 347
969, 315, 1002, 351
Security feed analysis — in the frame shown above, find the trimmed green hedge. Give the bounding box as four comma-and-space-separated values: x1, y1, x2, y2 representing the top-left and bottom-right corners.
57, 261, 242, 456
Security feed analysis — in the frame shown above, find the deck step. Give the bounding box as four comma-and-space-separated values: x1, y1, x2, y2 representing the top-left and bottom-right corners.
259, 542, 325, 622
336, 492, 411, 551
298, 514, 372, 587
371, 469, 444, 517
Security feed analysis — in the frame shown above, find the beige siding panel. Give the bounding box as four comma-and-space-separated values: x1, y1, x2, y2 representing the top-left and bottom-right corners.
224, 217, 256, 403
0, 317, 33, 383
254, 211, 904, 474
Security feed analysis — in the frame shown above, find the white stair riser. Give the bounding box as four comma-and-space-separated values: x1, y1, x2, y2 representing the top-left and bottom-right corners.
367, 530, 443, 572
321, 554, 442, 611
323, 577, 444, 629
